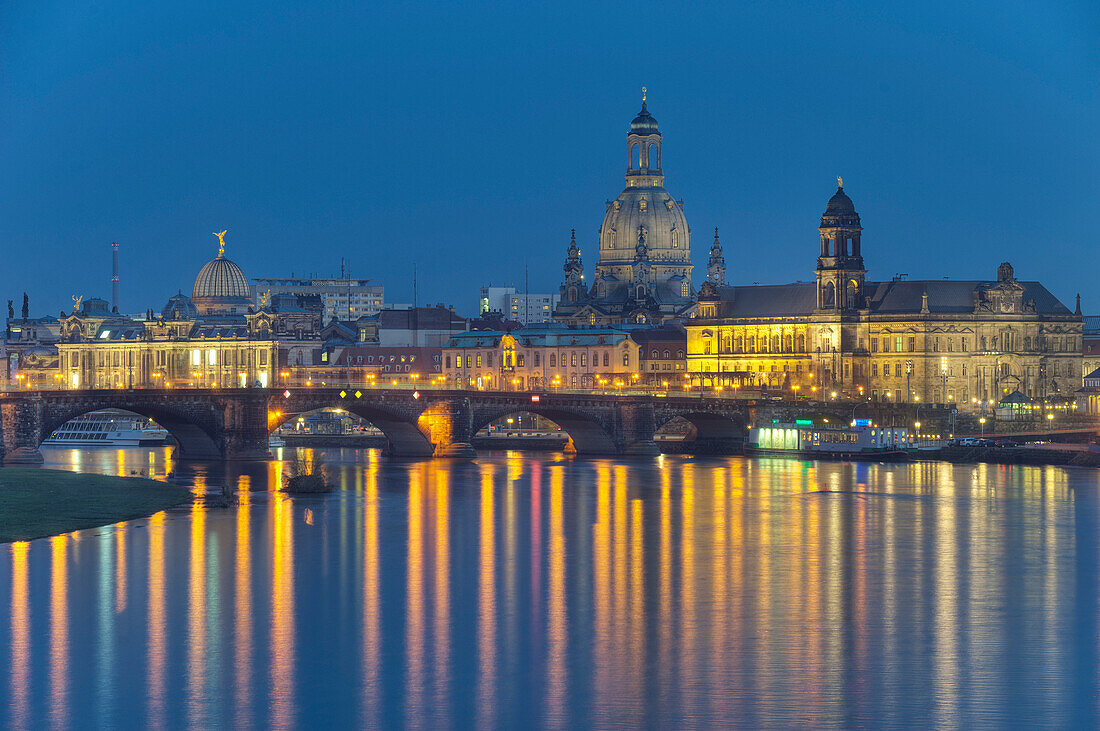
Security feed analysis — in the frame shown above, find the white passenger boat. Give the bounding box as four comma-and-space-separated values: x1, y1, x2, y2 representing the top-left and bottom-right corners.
42, 409, 170, 447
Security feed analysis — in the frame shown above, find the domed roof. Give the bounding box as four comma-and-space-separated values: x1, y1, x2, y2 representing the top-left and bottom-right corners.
193, 251, 249, 302
630, 102, 660, 135
162, 291, 198, 320
825, 187, 855, 215
599, 186, 690, 265
824, 185, 856, 215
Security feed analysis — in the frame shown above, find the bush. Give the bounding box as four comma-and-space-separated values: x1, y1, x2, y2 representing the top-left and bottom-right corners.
283, 452, 333, 494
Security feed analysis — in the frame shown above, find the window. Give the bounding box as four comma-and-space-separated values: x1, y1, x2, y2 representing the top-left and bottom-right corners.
704, 341, 712, 354
550, 353, 556, 367
883, 363, 890, 376
961, 337, 968, 352
456, 356, 462, 368
571, 353, 577, 367
518, 355, 525, 367
907, 337, 915, 352
663, 349, 670, 359
476, 355, 482, 367
871, 339, 878, 353
534, 353, 540, 367
677, 350, 683, 359
191, 349, 201, 366
603, 352, 609, 367
623, 351, 630, 366
488, 354, 494, 367
581, 353, 587, 367
933, 338, 939, 352
445, 355, 451, 369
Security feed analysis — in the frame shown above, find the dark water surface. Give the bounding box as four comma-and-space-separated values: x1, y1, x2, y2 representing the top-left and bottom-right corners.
2, 447, 1100, 728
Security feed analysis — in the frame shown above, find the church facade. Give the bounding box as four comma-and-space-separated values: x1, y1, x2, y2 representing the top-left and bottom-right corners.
687, 183, 1083, 406
554, 97, 698, 326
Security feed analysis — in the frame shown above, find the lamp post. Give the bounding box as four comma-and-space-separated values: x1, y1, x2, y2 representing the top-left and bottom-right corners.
905, 360, 914, 403
1047, 412, 1054, 433
979, 416, 986, 437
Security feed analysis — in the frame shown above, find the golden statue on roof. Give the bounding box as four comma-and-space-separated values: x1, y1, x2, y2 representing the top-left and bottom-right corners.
213, 230, 227, 256
72, 294, 83, 313
837, 176, 843, 189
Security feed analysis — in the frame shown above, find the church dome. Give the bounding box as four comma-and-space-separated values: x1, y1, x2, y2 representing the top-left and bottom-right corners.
193, 252, 249, 301
824, 186, 856, 215
630, 102, 660, 135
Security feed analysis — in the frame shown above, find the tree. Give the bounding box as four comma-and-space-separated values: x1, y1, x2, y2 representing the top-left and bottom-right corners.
21, 293, 28, 320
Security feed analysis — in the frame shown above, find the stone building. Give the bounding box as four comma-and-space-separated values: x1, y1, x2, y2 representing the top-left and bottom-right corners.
441, 327, 641, 390
687, 183, 1083, 406
554, 96, 696, 326
40, 238, 290, 389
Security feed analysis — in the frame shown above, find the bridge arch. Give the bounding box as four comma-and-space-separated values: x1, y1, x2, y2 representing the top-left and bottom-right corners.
40, 402, 223, 460
655, 410, 748, 455
270, 399, 435, 457
471, 405, 618, 455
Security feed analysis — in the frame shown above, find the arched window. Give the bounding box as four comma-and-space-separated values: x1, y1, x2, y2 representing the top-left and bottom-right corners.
663, 349, 670, 358
772, 335, 780, 352
797, 334, 806, 352
822, 281, 835, 308
651, 349, 659, 358
631, 143, 640, 168
846, 280, 858, 309
550, 353, 556, 367
785, 335, 792, 352
636, 285, 646, 300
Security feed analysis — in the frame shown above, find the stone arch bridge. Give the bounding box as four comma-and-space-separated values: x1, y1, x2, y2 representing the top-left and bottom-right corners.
0, 388, 774, 463
0, 388, 952, 464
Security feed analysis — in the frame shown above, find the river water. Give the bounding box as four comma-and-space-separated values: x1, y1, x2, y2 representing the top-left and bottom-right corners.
2, 447, 1100, 728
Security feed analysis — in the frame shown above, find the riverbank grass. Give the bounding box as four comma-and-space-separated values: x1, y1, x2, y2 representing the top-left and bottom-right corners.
0, 468, 191, 543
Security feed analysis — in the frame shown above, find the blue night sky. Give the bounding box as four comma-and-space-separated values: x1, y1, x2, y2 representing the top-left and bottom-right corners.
0, 1, 1097, 317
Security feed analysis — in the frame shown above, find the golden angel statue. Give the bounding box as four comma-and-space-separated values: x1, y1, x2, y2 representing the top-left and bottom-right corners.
213, 230, 228, 256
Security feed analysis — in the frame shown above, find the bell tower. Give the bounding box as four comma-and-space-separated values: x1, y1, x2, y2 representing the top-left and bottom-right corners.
625, 87, 663, 189
816, 178, 865, 311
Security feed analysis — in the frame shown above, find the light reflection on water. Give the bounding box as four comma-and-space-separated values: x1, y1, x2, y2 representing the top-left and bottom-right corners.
1, 448, 1099, 726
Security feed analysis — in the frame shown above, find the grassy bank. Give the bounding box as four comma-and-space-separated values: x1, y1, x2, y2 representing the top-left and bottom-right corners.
0, 468, 192, 544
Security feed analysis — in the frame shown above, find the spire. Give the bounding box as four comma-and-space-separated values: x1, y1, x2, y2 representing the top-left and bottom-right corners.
707, 227, 727, 285
1076, 293, 1082, 316
562, 228, 583, 284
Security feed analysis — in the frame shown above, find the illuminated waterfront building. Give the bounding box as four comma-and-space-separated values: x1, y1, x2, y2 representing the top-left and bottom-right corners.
554, 95, 695, 326
36, 238, 286, 388
687, 183, 1083, 404
442, 327, 641, 390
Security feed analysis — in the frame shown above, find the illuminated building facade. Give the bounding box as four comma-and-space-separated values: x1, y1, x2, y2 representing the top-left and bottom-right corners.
688, 183, 1083, 405
442, 327, 641, 390
554, 96, 696, 326
43, 239, 286, 388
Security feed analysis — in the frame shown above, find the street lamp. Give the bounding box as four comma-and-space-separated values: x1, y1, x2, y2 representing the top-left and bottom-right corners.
1047, 412, 1054, 432
979, 416, 986, 437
